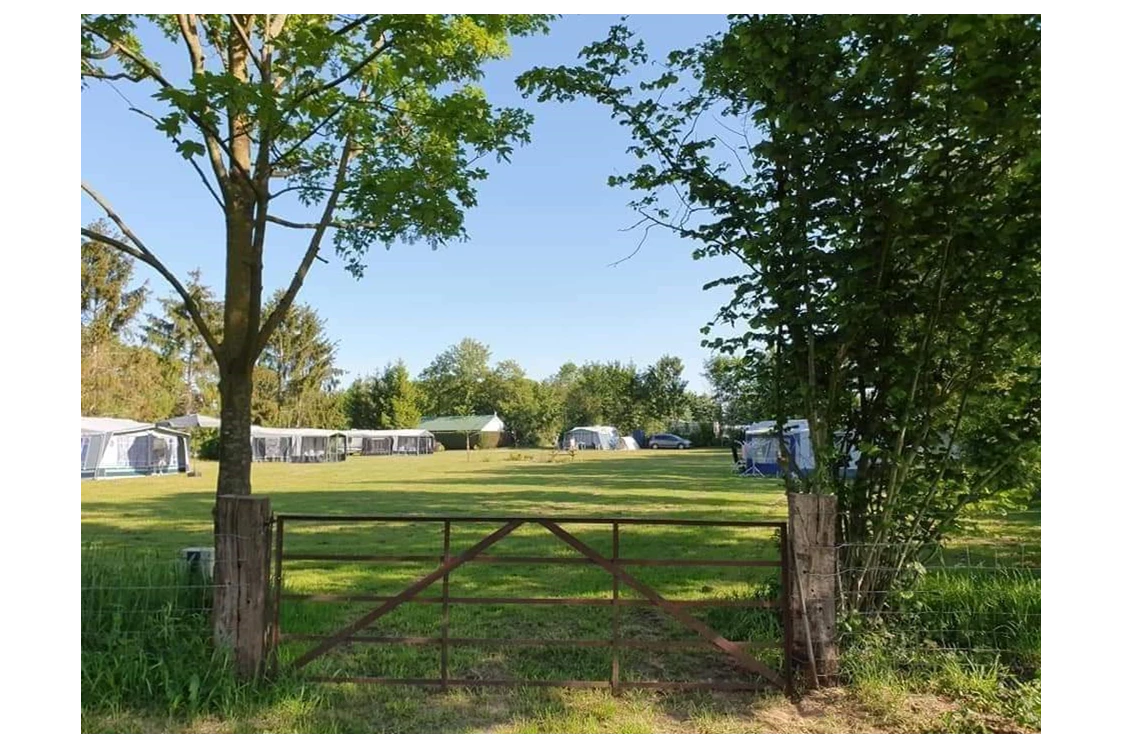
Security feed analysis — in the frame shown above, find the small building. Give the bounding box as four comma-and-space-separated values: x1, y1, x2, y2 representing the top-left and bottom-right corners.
419, 414, 505, 450
560, 425, 622, 450
81, 417, 191, 479
345, 429, 436, 456
250, 426, 347, 463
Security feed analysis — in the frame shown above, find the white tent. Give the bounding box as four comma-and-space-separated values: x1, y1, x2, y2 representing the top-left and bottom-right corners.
561, 425, 622, 450
81, 417, 190, 479
345, 429, 436, 456
158, 414, 221, 430
250, 426, 347, 463
620, 435, 640, 451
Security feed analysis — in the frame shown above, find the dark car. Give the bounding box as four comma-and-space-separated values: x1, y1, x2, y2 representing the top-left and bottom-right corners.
648, 433, 691, 450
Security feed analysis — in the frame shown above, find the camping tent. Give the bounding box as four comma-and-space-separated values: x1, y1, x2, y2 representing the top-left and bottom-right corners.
740, 420, 815, 477
561, 426, 622, 450
739, 420, 861, 478
620, 435, 640, 450
345, 429, 436, 456
158, 414, 221, 430
250, 426, 347, 463
81, 417, 190, 479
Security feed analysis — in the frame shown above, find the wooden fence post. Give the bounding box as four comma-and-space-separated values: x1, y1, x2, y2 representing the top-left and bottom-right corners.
214, 494, 272, 680
786, 492, 839, 686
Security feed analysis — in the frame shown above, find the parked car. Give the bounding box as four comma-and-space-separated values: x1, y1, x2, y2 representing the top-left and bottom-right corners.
648, 433, 691, 450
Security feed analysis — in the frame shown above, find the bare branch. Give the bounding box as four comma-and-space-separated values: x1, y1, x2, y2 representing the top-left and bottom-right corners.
254, 136, 355, 359
82, 66, 144, 83
265, 214, 382, 231
81, 183, 221, 357
121, 104, 225, 209
608, 223, 653, 268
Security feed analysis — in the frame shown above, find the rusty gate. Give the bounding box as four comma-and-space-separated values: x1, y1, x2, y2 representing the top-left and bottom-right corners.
272, 514, 793, 693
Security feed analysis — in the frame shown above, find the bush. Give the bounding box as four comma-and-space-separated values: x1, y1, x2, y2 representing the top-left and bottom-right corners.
195, 428, 221, 460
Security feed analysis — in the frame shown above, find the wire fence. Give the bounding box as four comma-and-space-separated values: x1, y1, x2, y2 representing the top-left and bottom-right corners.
80, 538, 261, 654
827, 510, 1041, 679
82, 509, 1042, 691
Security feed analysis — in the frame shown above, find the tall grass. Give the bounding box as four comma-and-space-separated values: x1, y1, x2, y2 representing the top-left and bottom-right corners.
81, 546, 314, 719
839, 565, 1041, 731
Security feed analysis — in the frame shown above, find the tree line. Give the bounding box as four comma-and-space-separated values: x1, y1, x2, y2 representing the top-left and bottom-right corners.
83, 225, 746, 445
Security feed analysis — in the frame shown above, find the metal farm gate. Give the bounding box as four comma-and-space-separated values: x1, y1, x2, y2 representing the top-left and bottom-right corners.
272, 514, 793, 693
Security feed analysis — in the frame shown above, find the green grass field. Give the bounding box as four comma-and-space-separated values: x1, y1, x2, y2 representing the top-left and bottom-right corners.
81, 448, 1040, 733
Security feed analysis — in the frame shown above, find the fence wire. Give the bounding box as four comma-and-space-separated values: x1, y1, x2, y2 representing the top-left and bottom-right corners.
80, 539, 266, 653
824, 510, 1041, 678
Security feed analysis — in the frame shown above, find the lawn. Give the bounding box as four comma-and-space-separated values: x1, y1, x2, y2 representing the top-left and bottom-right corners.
81, 448, 1039, 733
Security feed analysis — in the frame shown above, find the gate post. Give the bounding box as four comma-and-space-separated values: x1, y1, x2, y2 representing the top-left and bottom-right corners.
786, 493, 839, 686
214, 494, 272, 680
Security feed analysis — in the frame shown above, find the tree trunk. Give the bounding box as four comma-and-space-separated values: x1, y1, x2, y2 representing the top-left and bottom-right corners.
217, 363, 254, 496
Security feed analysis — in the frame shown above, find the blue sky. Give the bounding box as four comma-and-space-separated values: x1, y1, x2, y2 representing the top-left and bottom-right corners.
80, 15, 744, 391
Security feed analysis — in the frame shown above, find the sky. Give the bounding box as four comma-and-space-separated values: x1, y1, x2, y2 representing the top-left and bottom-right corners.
80, 15, 745, 392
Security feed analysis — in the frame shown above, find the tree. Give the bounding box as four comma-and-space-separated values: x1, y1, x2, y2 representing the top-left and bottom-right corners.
640, 355, 688, 426
82, 13, 552, 500
703, 354, 772, 425
82, 224, 174, 420
562, 361, 646, 432
418, 338, 493, 415
256, 292, 342, 427
520, 15, 1040, 611
482, 360, 561, 446
345, 360, 422, 429
82, 338, 180, 421
144, 269, 222, 415
81, 221, 148, 346
683, 391, 720, 424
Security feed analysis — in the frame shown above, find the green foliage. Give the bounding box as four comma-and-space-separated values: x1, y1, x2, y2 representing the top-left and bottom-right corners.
418, 337, 494, 416
559, 360, 647, 432
81, 220, 148, 345
143, 269, 222, 416
520, 14, 1041, 611
256, 291, 344, 428
639, 355, 689, 426
81, 231, 182, 421
483, 363, 562, 447
703, 355, 774, 425
345, 360, 422, 429
82, 337, 181, 422
195, 428, 221, 460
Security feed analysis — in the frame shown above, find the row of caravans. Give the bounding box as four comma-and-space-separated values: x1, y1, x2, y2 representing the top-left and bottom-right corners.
80, 417, 439, 480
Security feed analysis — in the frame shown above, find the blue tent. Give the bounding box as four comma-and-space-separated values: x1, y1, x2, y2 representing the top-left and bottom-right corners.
740, 420, 814, 477
738, 420, 861, 479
